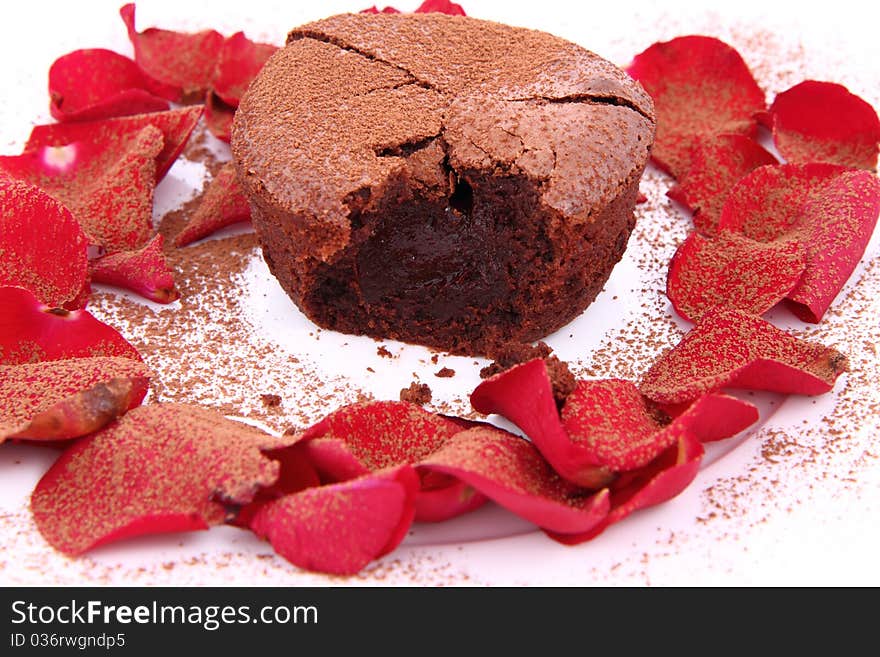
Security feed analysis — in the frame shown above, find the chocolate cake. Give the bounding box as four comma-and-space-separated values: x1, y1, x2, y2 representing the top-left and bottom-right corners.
231, 12, 655, 356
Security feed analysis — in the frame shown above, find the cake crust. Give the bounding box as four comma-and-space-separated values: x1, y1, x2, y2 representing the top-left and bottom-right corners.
232, 12, 655, 355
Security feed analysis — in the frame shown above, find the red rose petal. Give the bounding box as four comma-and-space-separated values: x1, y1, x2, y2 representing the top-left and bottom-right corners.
49, 48, 169, 123
26, 106, 203, 183
31, 403, 282, 555
249, 466, 418, 575
204, 92, 235, 143
295, 437, 372, 481
666, 134, 778, 235
666, 392, 759, 443
212, 33, 278, 107
786, 170, 880, 321
560, 379, 675, 475
765, 80, 880, 170
719, 163, 880, 322
415, 0, 467, 14
666, 230, 806, 322
360, 6, 402, 13
0, 179, 89, 309
547, 435, 704, 544
472, 358, 756, 486
295, 436, 487, 522
561, 379, 757, 470
292, 402, 488, 521
639, 309, 848, 404
361, 2, 465, 14
0, 286, 141, 365
718, 162, 845, 241
0, 357, 151, 443
232, 443, 322, 529
298, 401, 466, 469
471, 358, 572, 459
471, 359, 612, 487
174, 162, 251, 246
120, 3, 224, 102
420, 426, 610, 534
90, 234, 179, 303
1, 126, 161, 253
413, 474, 485, 522
626, 36, 765, 179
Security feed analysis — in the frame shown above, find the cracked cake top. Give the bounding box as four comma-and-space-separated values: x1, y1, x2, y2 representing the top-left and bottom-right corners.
231, 12, 655, 263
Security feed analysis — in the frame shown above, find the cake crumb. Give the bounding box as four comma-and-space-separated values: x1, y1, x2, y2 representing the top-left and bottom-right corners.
399, 382, 432, 405
434, 367, 455, 378
260, 394, 282, 407
480, 341, 575, 403
480, 341, 553, 378
377, 345, 393, 358
544, 355, 577, 403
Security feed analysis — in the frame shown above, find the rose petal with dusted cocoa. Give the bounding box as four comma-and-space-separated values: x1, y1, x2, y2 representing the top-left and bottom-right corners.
48, 48, 169, 123
248, 466, 418, 575
471, 357, 575, 467
666, 134, 778, 235
0, 287, 141, 365
763, 80, 880, 170
293, 437, 372, 482
558, 379, 672, 482
26, 106, 203, 183
31, 403, 282, 555
419, 426, 610, 534
289, 401, 487, 521
360, 6, 402, 14
0, 126, 161, 252
120, 3, 224, 102
415, 0, 467, 14
639, 309, 848, 405
666, 230, 806, 322
0, 357, 151, 444
659, 392, 759, 443
204, 92, 235, 142
91, 234, 179, 303
718, 162, 846, 241
212, 33, 278, 107
626, 36, 765, 179
232, 443, 321, 529
297, 401, 465, 469
547, 435, 704, 545
561, 378, 757, 470
785, 170, 880, 321
412, 473, 484, 522
719, 163, 880, 322
472, 358, 756, 485
290, 437, 487, 523
174, 163, 251, 246
0, 179, 89, 309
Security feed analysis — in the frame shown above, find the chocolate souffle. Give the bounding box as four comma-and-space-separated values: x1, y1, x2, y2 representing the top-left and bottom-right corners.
231, 12, 655, 356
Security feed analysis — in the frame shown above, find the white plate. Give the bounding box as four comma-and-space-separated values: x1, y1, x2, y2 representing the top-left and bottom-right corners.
1, 0, 878, 586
